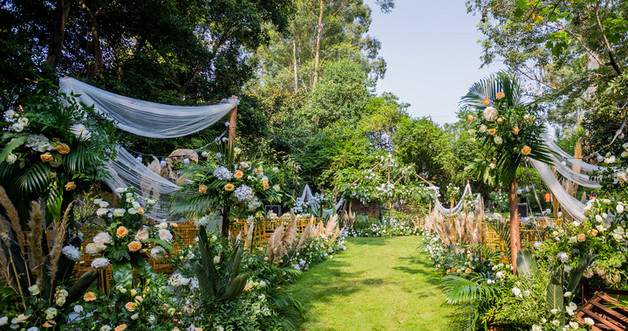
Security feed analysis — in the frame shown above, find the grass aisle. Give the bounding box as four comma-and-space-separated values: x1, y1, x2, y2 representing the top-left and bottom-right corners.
286, 236, 459, 331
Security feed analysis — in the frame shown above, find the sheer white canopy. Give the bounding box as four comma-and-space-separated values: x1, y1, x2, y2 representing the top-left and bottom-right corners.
430, 183, 480, 216
59, 77, 237, 138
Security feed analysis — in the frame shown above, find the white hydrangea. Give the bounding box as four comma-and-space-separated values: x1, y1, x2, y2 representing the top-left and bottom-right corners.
93, 232, 112, 247
234, 185, 255, 202
213, 166, 233, 180
158, 229, 173, 242
91, 258, 110, 269
61, 245, 82, 261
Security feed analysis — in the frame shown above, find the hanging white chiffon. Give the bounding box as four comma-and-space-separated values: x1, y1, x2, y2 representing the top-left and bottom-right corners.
530, 159, 585, 221
430, 183, 480, 216
105, 146, 183, 222
59, 77, 237, 138
294, 184, 344, 216
60, 77, 238, 222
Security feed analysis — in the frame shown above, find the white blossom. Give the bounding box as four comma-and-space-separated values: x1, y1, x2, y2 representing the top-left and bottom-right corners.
70, 124, 91, 140
213, 166, 233, 180
91, 258, 110, 269
62, 245, 82, 261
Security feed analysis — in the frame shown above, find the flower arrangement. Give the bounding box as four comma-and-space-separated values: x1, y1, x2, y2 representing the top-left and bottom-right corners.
171, 144, 284, 236
0, 81, 116, 219
86, 187, 173, 291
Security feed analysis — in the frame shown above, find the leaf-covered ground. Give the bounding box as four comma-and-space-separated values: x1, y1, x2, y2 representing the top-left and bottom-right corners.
286, 236, 462, 330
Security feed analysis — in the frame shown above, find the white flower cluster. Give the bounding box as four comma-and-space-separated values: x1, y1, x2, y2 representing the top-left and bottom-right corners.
26, 134, 52, 152
483, 107, 498, 121
233, 184, 261, 211
61, 245, 82, 261
213, 166, 233, 180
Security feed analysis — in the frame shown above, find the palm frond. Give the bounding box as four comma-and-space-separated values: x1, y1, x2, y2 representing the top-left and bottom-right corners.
442, 273, 501, 304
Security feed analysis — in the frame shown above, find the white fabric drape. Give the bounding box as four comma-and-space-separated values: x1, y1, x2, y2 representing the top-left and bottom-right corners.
60, 77, 239, 222
105, 146, 183, 221
59, 77, 237, 138
430, 183, 479, 216
530, 159, 585, 221
296, 184, 344, 216
543, 134, 602, 189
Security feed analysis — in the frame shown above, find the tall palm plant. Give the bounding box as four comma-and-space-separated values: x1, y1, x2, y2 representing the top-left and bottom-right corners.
461, 72, 552, 272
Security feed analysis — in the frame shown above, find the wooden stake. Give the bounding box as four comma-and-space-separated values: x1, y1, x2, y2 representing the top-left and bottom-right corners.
227, 98, 238, 152
509, 176, 520, 274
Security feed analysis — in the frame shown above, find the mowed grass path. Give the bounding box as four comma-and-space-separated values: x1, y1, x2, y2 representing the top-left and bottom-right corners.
286, 236, 459, 331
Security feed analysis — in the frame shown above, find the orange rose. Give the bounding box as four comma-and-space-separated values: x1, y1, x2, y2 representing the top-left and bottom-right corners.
128, 241, 142, 252
467, 115, 473, 122
513, 127, 520, 135
115, 325, 127, 331
577, 233, 586, 242
58, 144, 70, 155
465, 268, 472, 273
488, 128, 496, 135
483, 98, 490, 106
64, 181, 76, 191
135, 295, 143, 303
234, 170, 244, 179
521, 145, 531, 155
138, 207, 144, 215
496, 92, 505, 99
83, 291, 96, 301
263, 181, 269, 190
198, 185, 207, 194
497, 117, 503, 124
125, 302, 137, 312
224, 183, 234, 191
40, 152, 53, 162
590, 229, 598, 236
116, 226, 128, 238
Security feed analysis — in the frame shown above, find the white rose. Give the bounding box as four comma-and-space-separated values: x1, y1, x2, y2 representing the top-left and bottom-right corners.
74, 305, 84, 314
17, 117, 29, 127
91, 257, 110, 269
550, 308, 558, 314
157, 222, 168, 229
551, 320, 560, 326
11, 122, 24, 132
494, 136, 503, 145
131, 313, 139, 320
483, 107, 498, 121
96, 208, 108, 216
99, 201, 110, 208
101, 326, 112, 331
135, 228, 149, 241
0, 316, 7, 326
113, 208, 125, 217
28, 284, 40, 295
45, 307, 58, 320
70, 124, 91, 140
158, 229, 173, 242
584, 317, 594, 326
532, 325, 542, 331
617, 204, 624, 214
5, 153, 17, 164
93, 232, 112, 245
127, 208, 138, 215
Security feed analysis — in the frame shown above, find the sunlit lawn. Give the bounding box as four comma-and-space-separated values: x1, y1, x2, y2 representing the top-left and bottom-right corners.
286, 236, 463, 330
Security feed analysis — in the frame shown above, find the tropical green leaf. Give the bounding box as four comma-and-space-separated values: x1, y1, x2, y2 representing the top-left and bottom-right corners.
0, 136, 27, 163
516, 249, 538, 278
546, 275, 564, 323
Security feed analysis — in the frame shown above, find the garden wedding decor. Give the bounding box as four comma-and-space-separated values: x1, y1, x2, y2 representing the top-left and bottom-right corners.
293, 184, 344, 217
463, 72, 553, 271
429, 182, 483, 217
58, 77, 240, 222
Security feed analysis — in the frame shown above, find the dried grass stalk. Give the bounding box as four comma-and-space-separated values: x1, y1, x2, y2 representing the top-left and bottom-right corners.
324, 215, 337, 238
281, 217, 297, 249
48, 202, 73, 287
28, 202, 44, 281
244, 223, 255, 251
0, 186, 24, 249
296, 223, 313, 250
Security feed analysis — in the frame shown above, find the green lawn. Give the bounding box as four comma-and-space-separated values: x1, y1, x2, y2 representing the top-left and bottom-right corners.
285, 236, 462, 331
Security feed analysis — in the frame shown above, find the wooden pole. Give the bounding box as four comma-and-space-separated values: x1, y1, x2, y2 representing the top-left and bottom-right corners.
227, 99, 238, 152
509, 176, 520, 274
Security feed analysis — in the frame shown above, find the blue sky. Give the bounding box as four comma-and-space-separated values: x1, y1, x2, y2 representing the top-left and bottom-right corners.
367, 0, 503, 124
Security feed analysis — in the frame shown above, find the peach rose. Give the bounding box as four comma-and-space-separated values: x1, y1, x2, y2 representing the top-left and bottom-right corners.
488, 128, 496, 135
64, 181, 76, 191
465, 268, 472, 273
467, 115, 473, 122
115, 325, 127, 331
83, 291, 96, 301
116, 226, 128, 238
234, 170, 244, 179
225, 183, 235, 191
483, 98, 490, 106
128, 241, 142, 252
198, 185, 207, 194
58, 144, 70, 155
263, 181, 269, 190
590, 229, 598, 236
125, 302, 137, 312
521, 145, 531, 155
41, 152, 54, 162
513, 127, 520, 135
577, 233, 586, 242
496, 92, 505, 99
497, 117, 503, 124
138, 207, 144, 215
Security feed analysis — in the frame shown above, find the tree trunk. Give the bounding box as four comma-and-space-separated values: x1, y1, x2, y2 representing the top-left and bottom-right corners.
46, 0, 73, 68
509, 176, 520, 274
227, 106, 237, 152
313, 0, 324, 87
221, 205, 230, 237
292, 38, 298, 91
